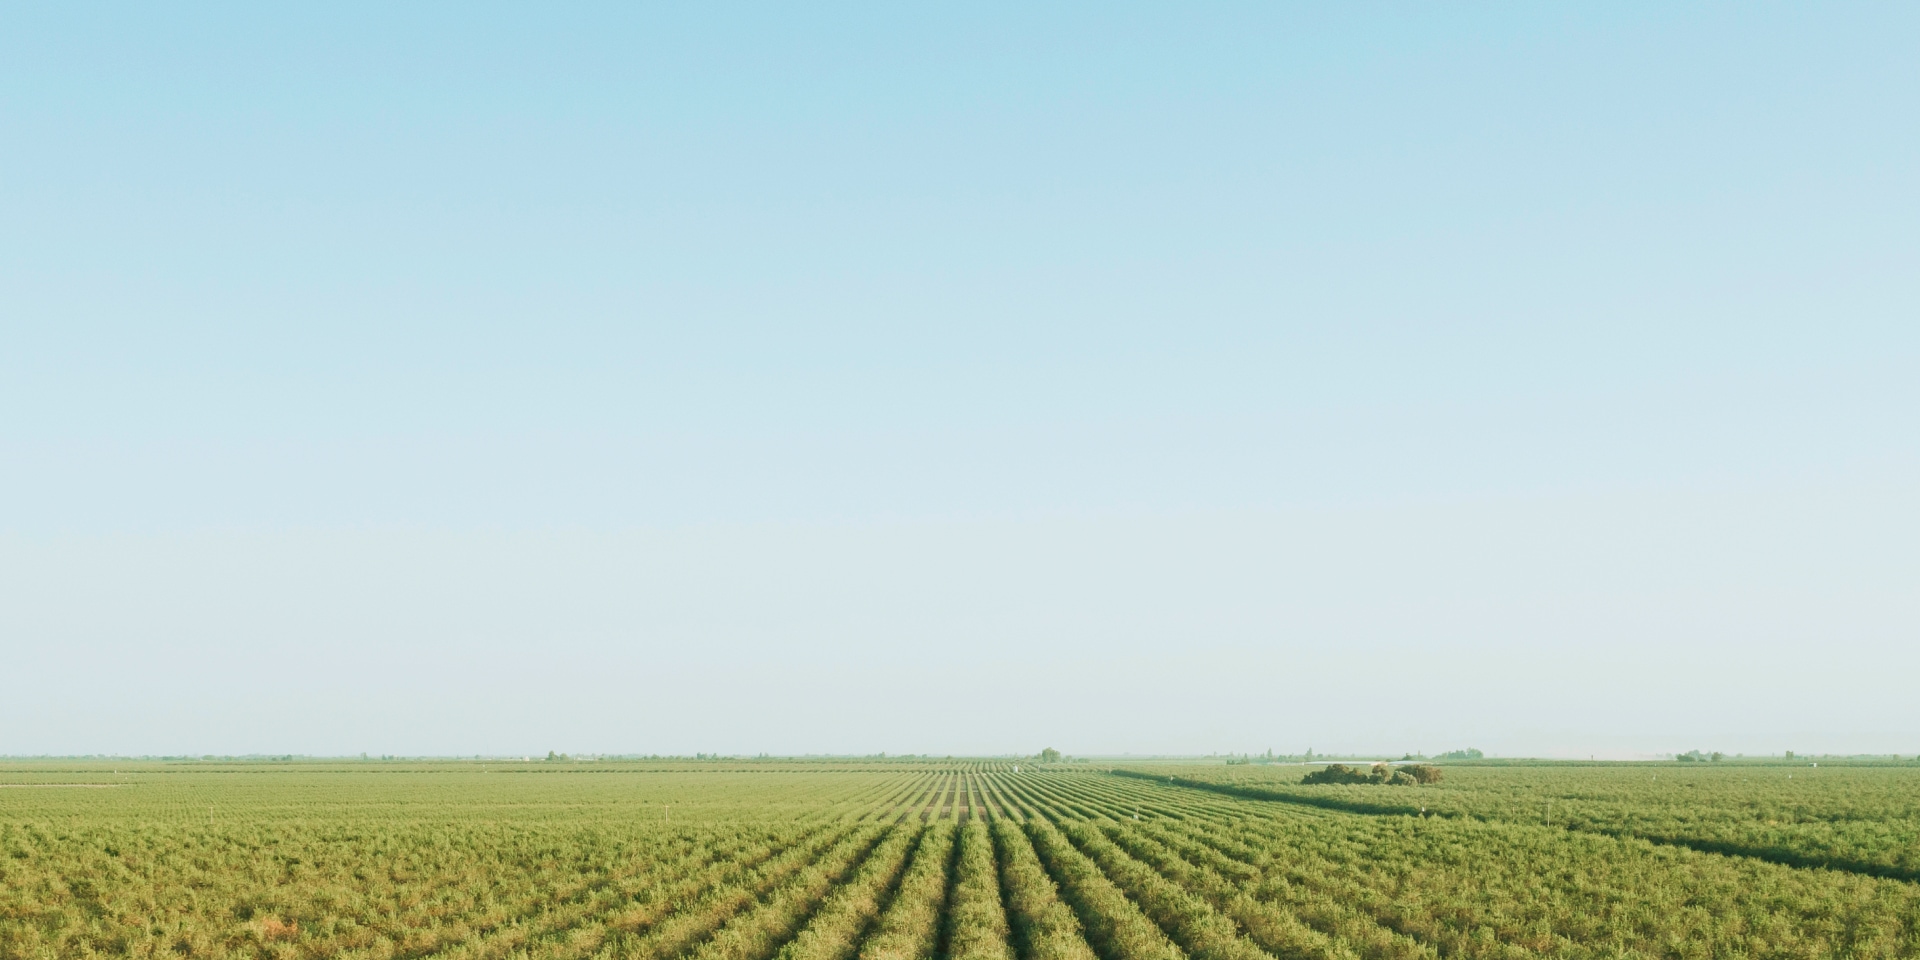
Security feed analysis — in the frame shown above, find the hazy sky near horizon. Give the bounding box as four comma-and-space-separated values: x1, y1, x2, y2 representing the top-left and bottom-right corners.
4, 4, 1918, 758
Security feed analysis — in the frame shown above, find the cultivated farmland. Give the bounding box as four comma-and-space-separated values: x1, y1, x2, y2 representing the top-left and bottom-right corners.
4, 760, 1920, 959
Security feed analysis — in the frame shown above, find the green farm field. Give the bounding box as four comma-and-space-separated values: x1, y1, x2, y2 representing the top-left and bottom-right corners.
4, 760, 1920, 960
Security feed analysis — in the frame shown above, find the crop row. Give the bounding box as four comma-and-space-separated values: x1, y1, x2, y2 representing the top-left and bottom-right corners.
13, 762, 1920, 960
991, 768, 1920, 960
1122, 761, 1920, 881
0, 770, 938, 959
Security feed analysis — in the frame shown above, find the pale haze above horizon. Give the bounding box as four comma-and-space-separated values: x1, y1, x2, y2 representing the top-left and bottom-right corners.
4, 4, 1917, 760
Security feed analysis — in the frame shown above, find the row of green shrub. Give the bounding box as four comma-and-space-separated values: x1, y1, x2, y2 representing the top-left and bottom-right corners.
1300, 762, 1442, 786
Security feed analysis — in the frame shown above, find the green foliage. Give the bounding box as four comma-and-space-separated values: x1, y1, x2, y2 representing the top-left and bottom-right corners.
771, 823, 920, 960
1676, 749, 1730, 762
1019, 766, 1920, 959
944, 819, 1013, 960
858, 822, 951, 960
1119, 759, 1920, 882
6, 759, 1920, 959
992, 817, 1098, 960
1049, 819, 1268, 960
1402, 764, 1442, 784
1301, 763, 1373, 785
1021, 818, 1181, 960
1301, 763, 1437, 786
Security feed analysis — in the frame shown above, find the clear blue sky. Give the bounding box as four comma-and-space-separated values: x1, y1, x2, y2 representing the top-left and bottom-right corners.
4, 3, 1917, 757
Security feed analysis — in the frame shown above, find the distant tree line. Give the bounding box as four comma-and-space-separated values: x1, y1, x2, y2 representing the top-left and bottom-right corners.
1676, 750, 1726, 762
1302, 762, 1442, 786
